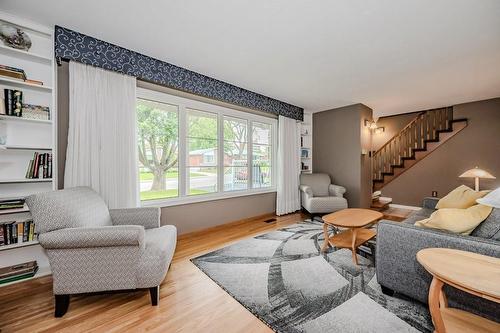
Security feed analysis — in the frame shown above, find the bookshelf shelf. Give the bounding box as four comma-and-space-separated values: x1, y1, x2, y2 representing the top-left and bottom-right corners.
0, 76, 52, 91
0, 44, 52, 63
0, 115, 52, 124
0, 178, 52, 184
0, 240, 39, 251
0, 144, 52, 151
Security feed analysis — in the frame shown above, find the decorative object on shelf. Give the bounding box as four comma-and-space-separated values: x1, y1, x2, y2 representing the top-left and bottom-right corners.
301, 149, 309, 158
0, 22, 32, 51
22, 104, 50, 120
0, 64, 27, 81
0, 261, 38, 285
459, 166, 496, 191
4, 89, 23, 116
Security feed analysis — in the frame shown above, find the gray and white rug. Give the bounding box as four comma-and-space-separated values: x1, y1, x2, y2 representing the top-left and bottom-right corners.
191, 220, 433, 333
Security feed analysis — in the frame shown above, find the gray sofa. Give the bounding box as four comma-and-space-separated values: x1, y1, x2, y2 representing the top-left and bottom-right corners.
376, 197, 500, 322
26, 187, 177, 317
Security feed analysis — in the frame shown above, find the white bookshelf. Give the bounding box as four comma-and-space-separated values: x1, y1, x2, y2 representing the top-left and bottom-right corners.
300, 111, 313, 173
0, 11, 55, 287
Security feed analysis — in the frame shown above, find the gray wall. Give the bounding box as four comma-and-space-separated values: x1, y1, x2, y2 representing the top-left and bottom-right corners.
313, 104, 372, 208
57, 62, 276, 235
378, 98, 500, 206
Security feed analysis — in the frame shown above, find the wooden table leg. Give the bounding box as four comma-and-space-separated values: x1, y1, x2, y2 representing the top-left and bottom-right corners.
321, 223, 330, 252
351, 228, 358, 265
428, 277, 446, 333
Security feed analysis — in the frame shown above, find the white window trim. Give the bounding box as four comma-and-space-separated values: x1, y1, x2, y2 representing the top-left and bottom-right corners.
137, 87, 277, 208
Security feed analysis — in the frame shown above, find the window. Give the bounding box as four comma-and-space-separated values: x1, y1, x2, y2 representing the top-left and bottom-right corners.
137, 89, 277, 205
137, 99, 179, 201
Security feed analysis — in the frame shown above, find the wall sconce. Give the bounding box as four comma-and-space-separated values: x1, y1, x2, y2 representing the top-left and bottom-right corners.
365, 119, 384, 133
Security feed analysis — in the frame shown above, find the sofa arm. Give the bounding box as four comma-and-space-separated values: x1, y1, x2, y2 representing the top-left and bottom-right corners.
38, 225, 145, 249
110, 207, 160, 229
329, 184, 346, 197
422, 197, 439, 209
299, 185, 313, 196
376, 220, 500, 320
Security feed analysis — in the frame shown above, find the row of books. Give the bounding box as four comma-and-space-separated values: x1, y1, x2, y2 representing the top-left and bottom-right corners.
0, 261, 39, 285
0, 220, 36, 246
0, 198, 25, 211
2, 88, 51, 120
26, 152, 52, 179
0, 64, 44, 85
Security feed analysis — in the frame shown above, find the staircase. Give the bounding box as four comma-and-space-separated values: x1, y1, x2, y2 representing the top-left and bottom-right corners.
372, 107, 467, 191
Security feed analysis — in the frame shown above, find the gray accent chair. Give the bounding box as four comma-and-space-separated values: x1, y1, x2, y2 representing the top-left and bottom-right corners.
26, 187, 177, 317
376, 197, 500, 322
299, 173, 348, 215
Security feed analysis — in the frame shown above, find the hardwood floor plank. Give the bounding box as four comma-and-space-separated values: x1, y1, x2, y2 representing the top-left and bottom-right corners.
0, 212, 304, 332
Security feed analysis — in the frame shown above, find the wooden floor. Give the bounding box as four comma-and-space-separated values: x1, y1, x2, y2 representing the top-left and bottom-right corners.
0, 213, 304, 333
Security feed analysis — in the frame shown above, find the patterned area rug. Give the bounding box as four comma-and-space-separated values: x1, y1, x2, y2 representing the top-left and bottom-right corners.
191, 220, 433, 333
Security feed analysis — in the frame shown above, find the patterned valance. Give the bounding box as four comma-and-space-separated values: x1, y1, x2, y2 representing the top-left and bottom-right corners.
54, 26, 303, 120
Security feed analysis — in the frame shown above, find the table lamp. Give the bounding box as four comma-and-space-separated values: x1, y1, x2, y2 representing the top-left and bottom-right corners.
459, 167, 496, 191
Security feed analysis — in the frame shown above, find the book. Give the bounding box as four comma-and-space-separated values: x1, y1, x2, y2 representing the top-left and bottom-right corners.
0, 261, 38, 285
23, 221, 30, 242
0, 226, 4, 246
25, 79, 43, 86
17, 222, 23, 244
3, 89, 23, 117
28, 221, 34, 241
26, 152, 52, 179
0, 66, 27, 81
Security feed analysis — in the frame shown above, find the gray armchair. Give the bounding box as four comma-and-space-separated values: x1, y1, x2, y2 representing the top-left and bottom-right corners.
26, 187, 177, 317
299, 173, 348, 215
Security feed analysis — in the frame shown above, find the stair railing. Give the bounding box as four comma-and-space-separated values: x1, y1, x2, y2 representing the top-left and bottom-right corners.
372, 107, 453, 181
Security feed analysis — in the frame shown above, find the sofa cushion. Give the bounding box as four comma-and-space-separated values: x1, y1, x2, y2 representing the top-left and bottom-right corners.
471, 208, 500, 240
436, 185, 489, 209
415, 204, 493, 235
403, 208, 434, 225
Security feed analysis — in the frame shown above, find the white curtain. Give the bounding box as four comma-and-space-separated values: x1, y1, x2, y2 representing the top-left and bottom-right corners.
65, 61, 138, 208
276, 115, 301, 215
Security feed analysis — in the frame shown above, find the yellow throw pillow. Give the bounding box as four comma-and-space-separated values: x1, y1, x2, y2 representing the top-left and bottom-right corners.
415, 204, 493, 235
436, 185, 489, 209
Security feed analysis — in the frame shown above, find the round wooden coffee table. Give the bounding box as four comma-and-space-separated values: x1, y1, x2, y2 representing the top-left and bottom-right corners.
321, 208, 383, 265
417, 248, 500, 333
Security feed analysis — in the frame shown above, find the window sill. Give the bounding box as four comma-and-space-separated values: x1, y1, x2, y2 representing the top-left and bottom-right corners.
140, 188, 277, 208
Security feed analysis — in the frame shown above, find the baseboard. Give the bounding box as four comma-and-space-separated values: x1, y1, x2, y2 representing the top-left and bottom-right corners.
388, 203, 421, 211
177, 212, 276, 240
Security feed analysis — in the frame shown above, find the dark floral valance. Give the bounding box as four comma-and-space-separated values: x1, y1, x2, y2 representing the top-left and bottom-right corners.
54, 26, 303, 120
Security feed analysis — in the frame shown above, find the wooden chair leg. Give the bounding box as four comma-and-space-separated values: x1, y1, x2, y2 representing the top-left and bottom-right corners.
149, 286, 159, 306
54, 294, 70, 317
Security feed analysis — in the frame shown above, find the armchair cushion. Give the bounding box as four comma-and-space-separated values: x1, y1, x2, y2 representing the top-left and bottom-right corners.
39, 225, 145, 249
26, 187, 112, 233
110, 207, 160, 229
300, 173, 330, 197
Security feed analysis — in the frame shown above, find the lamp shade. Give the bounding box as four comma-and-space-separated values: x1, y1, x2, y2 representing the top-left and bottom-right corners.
459, 167, 496, 179
477, 187, 500, 208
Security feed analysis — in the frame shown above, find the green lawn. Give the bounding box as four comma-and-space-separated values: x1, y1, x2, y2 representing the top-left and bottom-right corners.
140, 171, 206, 181
140, 189, 209, 201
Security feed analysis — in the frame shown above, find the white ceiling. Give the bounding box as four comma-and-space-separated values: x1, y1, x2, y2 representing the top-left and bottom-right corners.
2, 0, 500, 117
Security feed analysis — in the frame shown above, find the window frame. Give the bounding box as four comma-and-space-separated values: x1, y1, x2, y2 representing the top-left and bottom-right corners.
137, 88, 277, 207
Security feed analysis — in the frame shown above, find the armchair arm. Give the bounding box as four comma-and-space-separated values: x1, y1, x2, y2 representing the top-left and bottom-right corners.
38, 225, 145, 249
109, 207, 160, 229
329, 184, 346, 197
299, 185, 313, 196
